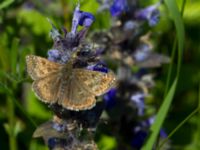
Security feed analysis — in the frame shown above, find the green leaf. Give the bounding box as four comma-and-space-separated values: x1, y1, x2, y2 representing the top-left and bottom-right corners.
30, 140, 49, 150
18, 46, 34, 79
0, 0, 14, 10
13, 120, 24, 137
159, 108, 199, 149
26, 84, 52, 119
0, 33, 10, 70
183, 1, 200, 25
81, 0, 99, 14
18, 9, 51, 35
98, 135, 117, 150
0, 82, 12, 95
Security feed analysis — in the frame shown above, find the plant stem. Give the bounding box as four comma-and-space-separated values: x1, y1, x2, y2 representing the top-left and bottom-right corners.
7, 96, 17, 150
157, 108, 199, 150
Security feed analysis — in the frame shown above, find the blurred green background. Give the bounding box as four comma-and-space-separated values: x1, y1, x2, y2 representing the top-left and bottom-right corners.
1, 0, 200, 149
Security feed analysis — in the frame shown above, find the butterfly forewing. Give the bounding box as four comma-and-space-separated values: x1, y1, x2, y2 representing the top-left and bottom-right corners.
73, 69, 116, 96
26, 55, 61, 80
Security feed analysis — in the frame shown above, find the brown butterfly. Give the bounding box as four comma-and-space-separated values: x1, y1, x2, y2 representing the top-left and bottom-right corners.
26, 55, 116, 111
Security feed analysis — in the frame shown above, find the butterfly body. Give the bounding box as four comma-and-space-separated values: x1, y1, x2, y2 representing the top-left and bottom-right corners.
26, 55, 115, 111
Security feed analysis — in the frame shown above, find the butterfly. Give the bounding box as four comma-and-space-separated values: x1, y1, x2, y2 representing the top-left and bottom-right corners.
26, 55, 116, 111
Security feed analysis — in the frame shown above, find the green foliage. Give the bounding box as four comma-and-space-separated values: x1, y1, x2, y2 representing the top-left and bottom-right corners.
142, 79, 178, 150
0, 0, 200, 150
98, 135, 117, 150
0, 0, 14, 10
18, 9, 51, 36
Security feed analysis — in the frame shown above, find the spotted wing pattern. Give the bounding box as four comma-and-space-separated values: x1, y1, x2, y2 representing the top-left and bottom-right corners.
26, 55, 61, 80
73, 69, 116, 96
32, 72, 62, 104
57, 74, 96, 111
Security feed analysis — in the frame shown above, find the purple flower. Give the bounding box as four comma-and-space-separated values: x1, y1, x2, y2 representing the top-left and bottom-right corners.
148, 9, 160, 26
87, 62, 108, 73
160, 129, 168, 138
123, 21, 139, 31
131, 130, 148, 149
48, 138, 71, 149
71, 4, 95, 35
52, 122, 66, 132
23, 2, 35, 9
47, 4, 96, 64
131, 117, 155, 149
135, 2, 161, 26
47, 49, 71, 64
110, 0, 128, 16
47, 49, 62, 62
71, 4, 82, 34
131, 116, 167, 148
103, 88, 117, 109
130, 93, 146, 116
78, 12, 95, 27
133, 44, 152, 62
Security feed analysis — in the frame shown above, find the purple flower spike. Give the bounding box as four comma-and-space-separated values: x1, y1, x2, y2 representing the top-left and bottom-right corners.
110, 0, 128, 16
135, 2, 161, 26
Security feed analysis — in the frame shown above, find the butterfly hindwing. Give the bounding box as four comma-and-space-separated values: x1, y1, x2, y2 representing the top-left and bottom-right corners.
57, 74, 96, 111
73, 69, 116, 96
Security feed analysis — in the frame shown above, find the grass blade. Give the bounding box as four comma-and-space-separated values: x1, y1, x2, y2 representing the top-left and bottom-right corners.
141, 78, 178, 150
142, 0, 185, 149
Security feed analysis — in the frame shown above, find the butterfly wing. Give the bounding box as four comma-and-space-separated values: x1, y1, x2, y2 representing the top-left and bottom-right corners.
57, 75, 96, 111
73, 69, 116, 96
26, 55, 61, 80
33, 121, 66, 138
32, 72, 62, 104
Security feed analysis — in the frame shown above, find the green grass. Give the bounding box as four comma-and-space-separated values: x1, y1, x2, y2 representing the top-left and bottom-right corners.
142, 0, 185, 149
1, 0, 200, 150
